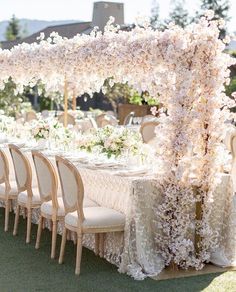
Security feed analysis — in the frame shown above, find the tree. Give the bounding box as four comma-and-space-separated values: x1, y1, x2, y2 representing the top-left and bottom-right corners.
5, 15, 21, 41
0, 78, 32, 117
150, 0, 161, 28
168, 0, 190, 28
199, 0, 230, 38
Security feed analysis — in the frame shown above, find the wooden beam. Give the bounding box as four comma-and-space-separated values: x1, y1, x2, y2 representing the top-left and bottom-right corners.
64, 78, 68, 127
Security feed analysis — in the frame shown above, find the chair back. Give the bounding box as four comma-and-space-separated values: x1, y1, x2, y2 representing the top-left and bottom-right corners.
0, 149, 10, 189
140, 121, 159, 143
8, 144, 32, 194
96, 114, 118, 128
25, 111, 37, 122
58, 113, 75, 126
88, 117, 98, 130
123, 111, 134, 126
106, 111, 116, 117
15, 112, 23, 120
56, 156, 84, 220
32, 151, 58, 206
77, 118, 96, 133
41, 110, 49, 119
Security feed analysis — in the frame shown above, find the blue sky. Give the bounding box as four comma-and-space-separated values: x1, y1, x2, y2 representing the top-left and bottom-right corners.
0, 0, 235, 31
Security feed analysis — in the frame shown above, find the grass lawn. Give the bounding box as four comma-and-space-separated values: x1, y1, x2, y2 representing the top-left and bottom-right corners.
0, 208, 235, 292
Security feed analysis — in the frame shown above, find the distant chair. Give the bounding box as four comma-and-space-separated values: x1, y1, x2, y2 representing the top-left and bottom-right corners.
16, 118, 24, 124
96, 114, 118, 128
88, 117, 98, 130
15, 112, 23, 120
140, 121, 159, 143
41, 110, 49, 119
58, 112, 76, 126
141, 115, 158, 123
123, 111, 135, 126
76, 118, 97, 133
25, 111, 37, 122
106, 111, 116, 117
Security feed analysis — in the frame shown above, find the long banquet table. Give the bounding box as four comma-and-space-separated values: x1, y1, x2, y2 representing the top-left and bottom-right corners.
1, 145, 236, 280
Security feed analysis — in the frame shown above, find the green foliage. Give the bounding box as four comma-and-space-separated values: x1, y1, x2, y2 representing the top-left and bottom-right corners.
200, 0, 230, 20
168, 0, 190, 28
5, 15, 21, 41
129, 91, 143, 105
0, 79, 32, 117
227, 50, 236, 58
150, 0, 191, 30
37, 81, 63, 111
104, 79, 158, 110
150, 0, 161, 29
225, 76, 236, 97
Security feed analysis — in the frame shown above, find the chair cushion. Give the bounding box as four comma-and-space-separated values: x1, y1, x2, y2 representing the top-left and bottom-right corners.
0, 184, 18, 198
41, 197, 65, 217
18, 188, 41, 205
65, 207, 125, 229
41, 197, 98, 217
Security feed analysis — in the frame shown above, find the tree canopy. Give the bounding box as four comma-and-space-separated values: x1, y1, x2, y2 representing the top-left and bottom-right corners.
5, 15, 21, 41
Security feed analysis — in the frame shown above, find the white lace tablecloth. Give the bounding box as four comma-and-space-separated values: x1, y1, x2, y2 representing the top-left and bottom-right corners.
1, 146, 236, 280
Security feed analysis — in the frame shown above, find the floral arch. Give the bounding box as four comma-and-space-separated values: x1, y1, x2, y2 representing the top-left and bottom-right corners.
0, 13, 236, 278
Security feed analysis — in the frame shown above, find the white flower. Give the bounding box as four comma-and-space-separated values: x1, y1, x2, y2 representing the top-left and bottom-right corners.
223, 36, 231, 44
204, 10, 214, 20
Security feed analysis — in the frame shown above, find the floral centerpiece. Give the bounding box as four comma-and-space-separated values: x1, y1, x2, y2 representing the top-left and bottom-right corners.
29, 119, 50, 141
0, 114, 16, 139
96, 126, 142, 158
28, 118, 75, 150
76, 125, 147, 160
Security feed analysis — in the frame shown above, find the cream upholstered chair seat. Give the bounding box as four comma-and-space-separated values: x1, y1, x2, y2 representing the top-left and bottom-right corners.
18, 188, 41, 205
65, 207, 125, 229
41, 197, 98, 217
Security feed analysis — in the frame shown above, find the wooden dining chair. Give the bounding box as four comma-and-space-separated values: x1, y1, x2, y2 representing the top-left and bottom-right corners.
32, 150, 61, 258
140, 121, 159, 143
58, 112, 76, 126
41, 110, 49, 119
96, 114, 118, 128
25, 111, 37, 122
0, 149, 18, 231
9, 144, 41, 243
56, 156, 125, 275
32, 151, 97, 259
123, 111, 135, 126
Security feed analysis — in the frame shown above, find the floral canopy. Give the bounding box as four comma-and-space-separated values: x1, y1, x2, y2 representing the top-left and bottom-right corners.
0, 11, 235, 271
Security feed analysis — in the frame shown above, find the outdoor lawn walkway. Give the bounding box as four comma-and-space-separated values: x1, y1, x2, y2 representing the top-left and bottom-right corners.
0, 208, 235, 292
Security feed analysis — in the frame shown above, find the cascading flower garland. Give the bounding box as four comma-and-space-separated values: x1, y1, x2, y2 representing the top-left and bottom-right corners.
153, 13, 236, 269
0, 12, 235, 272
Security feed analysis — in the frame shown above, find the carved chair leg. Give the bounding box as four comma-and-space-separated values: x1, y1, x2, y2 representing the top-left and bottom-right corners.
59, 227, 67, 264
35, 215, 43, 249
13, 204, 20, 236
